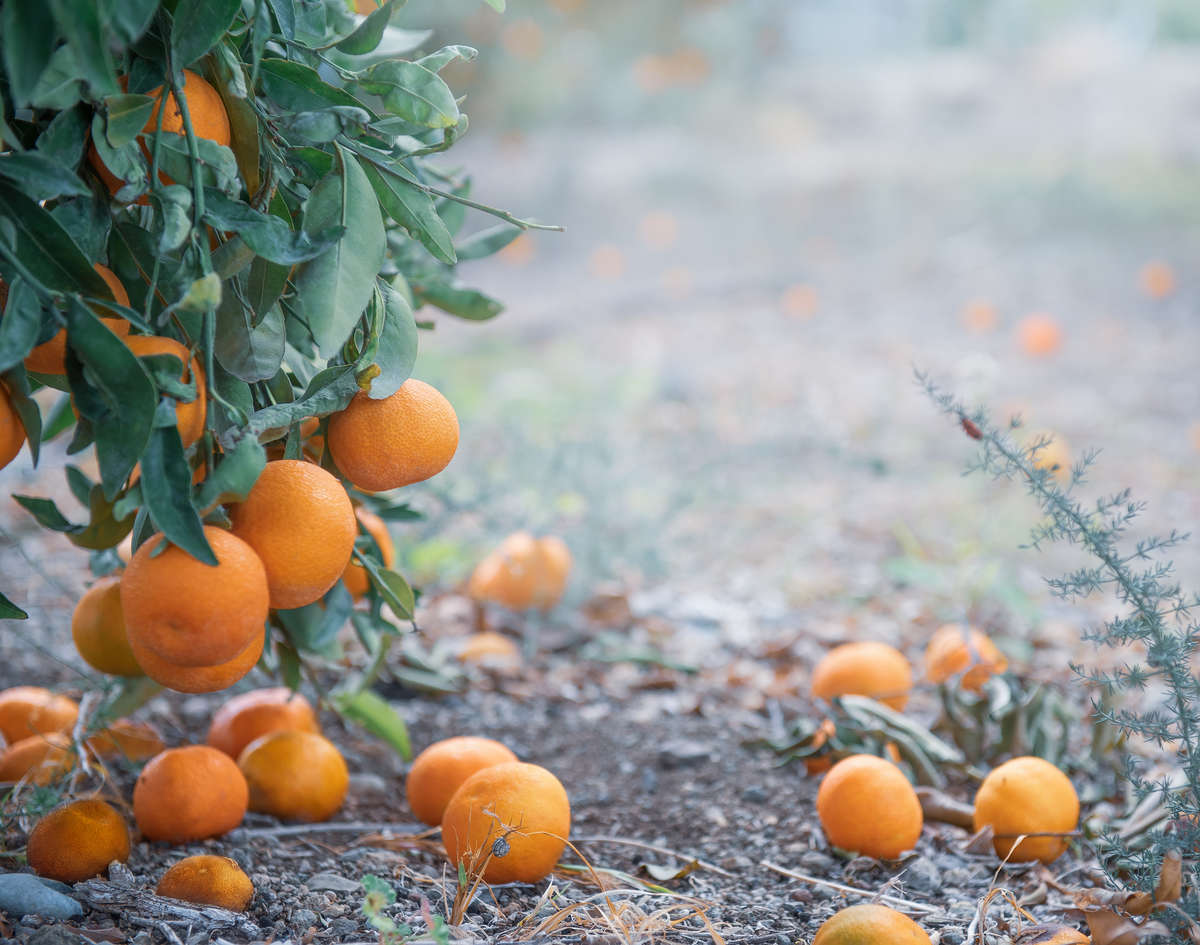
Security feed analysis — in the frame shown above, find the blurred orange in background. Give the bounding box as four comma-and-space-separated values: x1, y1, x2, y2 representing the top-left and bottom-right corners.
962, 300, 998, 334
1016, 314, 1063, 357
782, 284, 819, 320
1139, 261, 1175, 299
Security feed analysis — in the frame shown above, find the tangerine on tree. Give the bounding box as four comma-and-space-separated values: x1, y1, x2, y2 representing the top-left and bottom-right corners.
123, 335, 207, 448
128, 627, 265, 694
71, 576, 143, 677
342, 508, 396, 599
23, 264, 132, 375
0, 383, 24, 471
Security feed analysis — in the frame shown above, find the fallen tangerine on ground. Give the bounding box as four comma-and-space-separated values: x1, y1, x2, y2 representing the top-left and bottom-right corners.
1026, 431, 1071, 482
812, 903, 931, 945
441, 761, 571, 884
157, 855, 254, 911
532, 536, 572, 610
121, 528, 269, 669
123, 335, 207, 448
342, 507, 396, 599
128, 627, 264, 694
87, 719, 166, 762
406, 736, 519, 826
327, 380, 460, 493
206, 687, 320, 760
1016, 314, 1063, 357
238, 730, 348, 823
973, 756, 1079, 863
229, 460, 356, 609
1139, 260, 1175, 300
72, 577, 143, 677
0, 733, 77, 784
924, 624, 1007, 692
89, 70, 230, 200
468, 532, 539, 611
133, 745, 248, 844
816, 754, 923, 859
811, 641, 912, 711
0, 687, 79, 746
962, 299, 998, 333
27, 798, 130, 883
0, 382, 25, 472
456, 632, 521, 668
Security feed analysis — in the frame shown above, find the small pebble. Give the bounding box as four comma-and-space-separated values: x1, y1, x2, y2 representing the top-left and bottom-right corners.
291, 908, 319, 929
306, 871, 361, 894
741, 785, 768, 804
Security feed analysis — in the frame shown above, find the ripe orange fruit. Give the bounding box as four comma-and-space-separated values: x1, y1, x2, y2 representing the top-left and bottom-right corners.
811, 641, 912, 711
72, 577, 143, 677
27, 799, 131, 883
229, 460, 356, 609
1015, 926, 1089, 945
0, 687, 79, 746
133, 745, 248, 843
972, 756, 1079, 863
816, 754, 923, 859
0, 733, 77, 784
813, 904, 932, 945
327, 380, 459, 492
121, 527, 269, 668
157, 855, 254, 911
128, 627, 264, 694
925, 624, 1007, 692
441, 761, 570, 884
124, 335, 207, 448
406, 736, 519, 826
89, 70, 230, 200
1026, 431, 1071, 482
206, 687, 320, 759
237, 730, 348, 823
264, 417, 324, 463
804, 718, 838, 777
1016, 314, 1063, 357
0, 383, 26, 472
342, 507, 395, 599
24, 264, 132, 375
456, 632, 521, 668
532, 536, 571, 609
1139, 261, 1175, 300
87, 719, 166, 762
468, 533, 571, 612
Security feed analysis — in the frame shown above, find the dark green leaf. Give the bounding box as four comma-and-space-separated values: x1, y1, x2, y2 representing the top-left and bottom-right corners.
370, 280, 417, 399
358, 556, 414, 618
416, 45, 477, 73
2, 2, 58, 107
171, 0, 242, 69
194, 434, 265, 510
360, 162, 455, 265
0, 279, 43, 373
264, 0, 296, 40
372, 501, 421, 522
41, 394, 76, 442
139, 424, 216, 565
48, 0, 119, 97
88, 113, 148, 200
276, 584, 353, 652
101, 94, 156, 148
332, 688, 411, 760
28, 45, 86, 110
64, 299, 156, 499
13, 495, 76, 532
454, 223, 522, 262
0, 591, 28, 620
293, 149, 385, 357
282, 107, 370, 144
70, 484, 137, 550
100, 0, 158, 45
336, 0, 401, 55
36, 105, 90, 167
155, 135, 239, 193
215, 289, 285, 383
274, 636, 302, 690
242, 364, 357, 437
153, 185, 194, 254
207, 53, 261, 196
203, 190, 341, 264
414, 281, 503, 321
2, 368, 41, 466
355, 60, 458, 129
258, 58, 372, 113
246, 256, 290, 318
0, 181, 109, 295
65, 465, 94, 506
50, 196, 112, 262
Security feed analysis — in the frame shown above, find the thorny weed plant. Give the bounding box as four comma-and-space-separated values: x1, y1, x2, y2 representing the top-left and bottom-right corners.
920, 370, 1199, 929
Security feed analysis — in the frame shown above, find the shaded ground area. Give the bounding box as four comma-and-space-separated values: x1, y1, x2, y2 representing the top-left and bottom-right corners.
2, 16, 1200, 945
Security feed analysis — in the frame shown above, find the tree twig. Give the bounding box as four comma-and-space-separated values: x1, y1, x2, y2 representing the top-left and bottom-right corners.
760, 860, 939, 914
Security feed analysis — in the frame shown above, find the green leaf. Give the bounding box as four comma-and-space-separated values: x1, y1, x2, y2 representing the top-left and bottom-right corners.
48, 0, 119, 97
276, 584, 353, 652
0, 181, 109, 295
355, 60, 459, 129
101, 94, 156, 148
0, 279, 43, 373
369, 280, 417, 399
12, 488, 134, 551
64, 299, 156, 499
2, 2, 57, 106
0, 591, 28, 620
99, 0, 158, 46
336, 0, 401, 55
332, 688, 411, 760
155, 135, 240, 193
0, 152, 88, 201
204, 190, 341, 264
37, 105, 91, 167
361, 161, 455, 265
358, 556, 414, 618
246, 255, 289, 319
481, 0, 506, 11
171, 0, 242, 69
66, 465, 94, 506
241, 364, 357, 438
28, 44, 86, 110
416, 45, 478, 74
258, 58, 372, 113
282, 107, 370, 144
3, 368, 42, 466
194, 434, 265, 510
454, 223, 522, 262
264, 0, 296, 40
293, 148, 385, 357
139, 424, 216, 565
215, 289, 286, 383
414, 281, 503, 321
51, 196, 112, 263
206, 50, 260, 196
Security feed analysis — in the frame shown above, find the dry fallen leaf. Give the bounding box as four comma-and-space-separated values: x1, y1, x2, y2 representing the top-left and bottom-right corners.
915, 785, 975, 829
1012, 923, 1089, 945
1083, 908, 1172, 945
1153, 849, 1182, 905
965, 824, 996, 855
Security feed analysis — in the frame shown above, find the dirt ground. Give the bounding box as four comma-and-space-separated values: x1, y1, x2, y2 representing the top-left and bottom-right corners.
2, 21, 1199, 945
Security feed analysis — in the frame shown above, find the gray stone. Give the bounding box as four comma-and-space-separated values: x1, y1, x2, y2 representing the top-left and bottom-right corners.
902, 856, 941, 894
741, 785, 768, 804
0, 874, 83, 921
291, 908, 319, 929
940, 930, 966, 945
28, 926, 88, 945
327, 917, 360, 936
306, 871, 361, 894
657, 739, 712, 769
